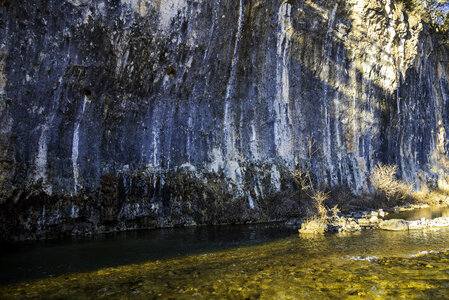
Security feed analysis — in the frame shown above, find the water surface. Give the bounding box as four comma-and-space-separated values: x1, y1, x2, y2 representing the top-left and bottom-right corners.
1, 217, 449, 298
385, 205, 449, 221
0, 223, 296, 285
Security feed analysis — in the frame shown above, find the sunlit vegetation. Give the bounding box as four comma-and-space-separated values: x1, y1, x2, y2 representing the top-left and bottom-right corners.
293, 168, 343, 234
295, 161, 449, 234
370, 163, 413, 204
370, 163, 449, 206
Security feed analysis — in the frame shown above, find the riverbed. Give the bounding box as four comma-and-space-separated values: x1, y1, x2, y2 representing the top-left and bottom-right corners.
1, 208, 449, 298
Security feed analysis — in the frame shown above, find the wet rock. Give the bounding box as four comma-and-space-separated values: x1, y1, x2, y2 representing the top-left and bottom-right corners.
378, 219, 409, 231
358, 218, 371, 226
353, 213, 363, 219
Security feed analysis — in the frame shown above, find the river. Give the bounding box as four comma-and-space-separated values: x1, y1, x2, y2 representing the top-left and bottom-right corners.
1, 208, 449, 298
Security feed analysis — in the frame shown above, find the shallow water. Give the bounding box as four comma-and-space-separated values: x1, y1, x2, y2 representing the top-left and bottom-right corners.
1, 220, 449, 298
0, 223, 295, 285
385, 205, 449, 221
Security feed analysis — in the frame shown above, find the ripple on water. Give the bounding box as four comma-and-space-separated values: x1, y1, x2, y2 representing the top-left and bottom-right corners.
1, 224, 449, 298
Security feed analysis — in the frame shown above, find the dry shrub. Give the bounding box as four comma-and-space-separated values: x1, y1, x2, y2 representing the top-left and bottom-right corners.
292, 168, 312, 191
412, 190, 449, 206
312, 191, 329, 221
299, 217, 328, 234
330, 205, 340, 220
370, 162, 449, 206
437, 173, 449, 195
370, 163, 412, 204
299, 190, 332, 234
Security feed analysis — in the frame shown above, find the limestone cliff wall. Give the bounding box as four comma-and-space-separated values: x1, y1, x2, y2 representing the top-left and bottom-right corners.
0, 0, 448, 240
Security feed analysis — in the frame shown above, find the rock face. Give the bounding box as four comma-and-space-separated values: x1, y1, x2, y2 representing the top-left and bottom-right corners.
0, 0, 448, 240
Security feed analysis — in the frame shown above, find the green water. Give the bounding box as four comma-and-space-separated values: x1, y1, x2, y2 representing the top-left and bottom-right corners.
1, 209, 449, 299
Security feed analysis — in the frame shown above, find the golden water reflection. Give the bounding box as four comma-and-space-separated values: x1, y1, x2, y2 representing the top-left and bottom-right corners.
386, 206, 449, 220
2, 226, 449, 299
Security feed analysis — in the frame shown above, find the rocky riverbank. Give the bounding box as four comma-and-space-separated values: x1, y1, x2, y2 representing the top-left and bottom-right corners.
298, 205, 449, 234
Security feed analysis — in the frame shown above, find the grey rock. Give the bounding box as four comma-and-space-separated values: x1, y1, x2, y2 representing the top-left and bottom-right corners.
358, 218, 371, 226
353, 213, 363, 219
0, 0, 448, 240
378, 219, 409, 231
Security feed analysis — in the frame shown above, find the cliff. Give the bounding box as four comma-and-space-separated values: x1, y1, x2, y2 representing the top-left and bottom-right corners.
0, 0, 448, 240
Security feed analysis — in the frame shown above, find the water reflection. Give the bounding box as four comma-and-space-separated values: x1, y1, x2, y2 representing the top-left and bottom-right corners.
0, 223, 296, 285
385, 206, 449, 220
2, 227, 449, 299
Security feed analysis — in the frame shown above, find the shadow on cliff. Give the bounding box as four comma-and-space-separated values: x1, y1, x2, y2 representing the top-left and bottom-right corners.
0, 0, 447, 241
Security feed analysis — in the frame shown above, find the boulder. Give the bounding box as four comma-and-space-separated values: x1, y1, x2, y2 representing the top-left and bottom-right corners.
369, 215, 379, 223
378, 219, 409, 231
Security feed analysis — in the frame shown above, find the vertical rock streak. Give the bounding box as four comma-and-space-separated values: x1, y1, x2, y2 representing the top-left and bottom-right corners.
0, 0, 448, 239
274, 1, 293, 162
334, 43, 343, 181
223, 0, 244, 181
72, 96, 89, 194
322, 3, 338, 185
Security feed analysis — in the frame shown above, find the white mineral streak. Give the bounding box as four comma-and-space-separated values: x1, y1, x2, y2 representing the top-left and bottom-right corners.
250, 122, 260, 160
179, 162, 196, 172
158, 0, 187, 32
271, 165, 281, 191
334, 43, 343, 179
321, 3, 338, 185
186, 115, 193, 163
209, 147, 224, 173
152, 129, 159, 167
223, 0, 244, 181
72, 123, 80, 194
72, 95, 89, 194
274, 1, 293, 162
67, 0, 91, 7
34, 75, 66, 195
386, 8, 400, 95
71, 205, 79, 218
248, 194, 255, 209
35, 126, 49, 183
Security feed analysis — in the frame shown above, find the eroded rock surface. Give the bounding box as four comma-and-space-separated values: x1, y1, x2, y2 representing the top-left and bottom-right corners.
0, 0, 448, 240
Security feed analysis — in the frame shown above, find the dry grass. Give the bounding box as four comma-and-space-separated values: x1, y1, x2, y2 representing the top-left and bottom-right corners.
370, 163, 449, 206
312, 191, 329, 221
293, 168, 341, 234
330, 205, 340, 220
370, 163, 412, 204
292, 168, 313, 192
411, 190, 449, 206
298, 217, 328, 234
